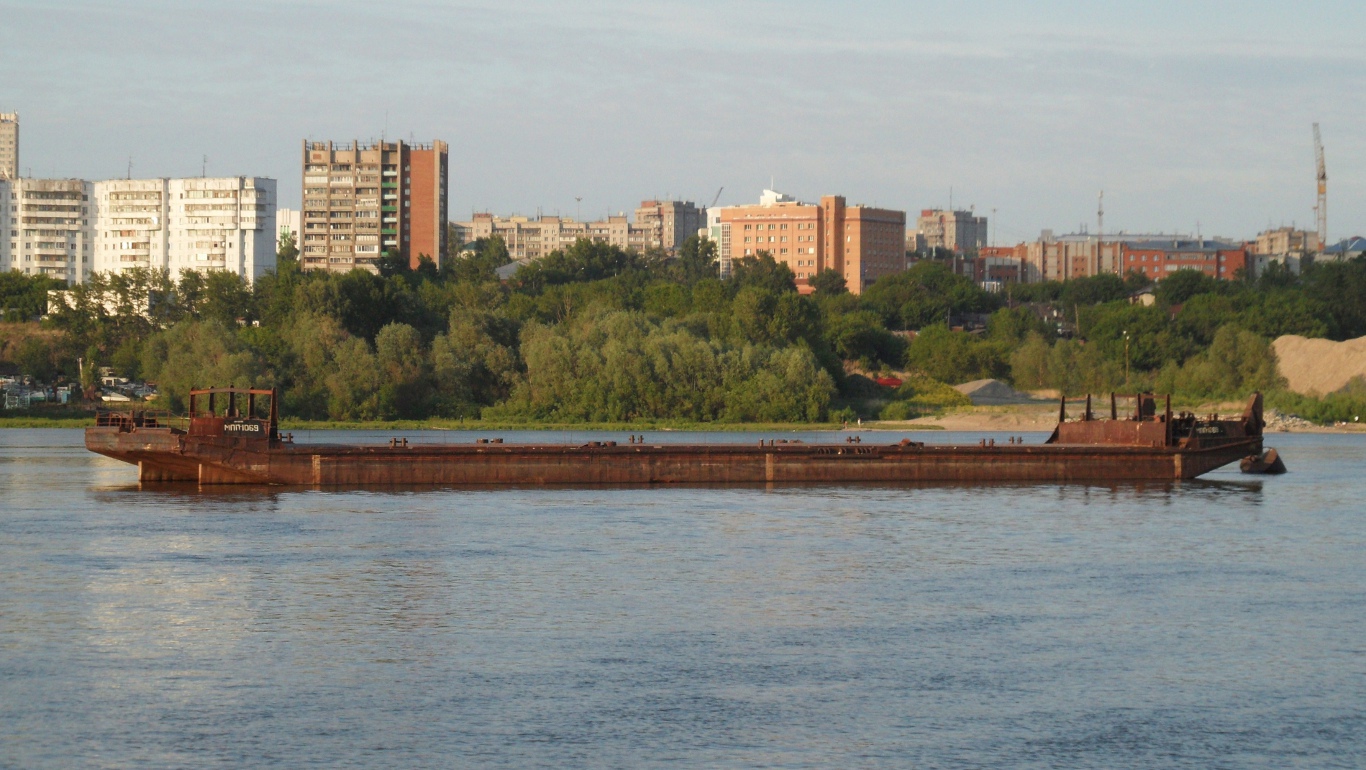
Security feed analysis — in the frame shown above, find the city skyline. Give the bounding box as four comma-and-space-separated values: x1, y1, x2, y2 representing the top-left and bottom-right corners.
2, 0, 1364, 243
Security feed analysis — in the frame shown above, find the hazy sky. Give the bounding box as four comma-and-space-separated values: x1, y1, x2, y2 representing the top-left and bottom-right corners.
3, 0, 1363, 243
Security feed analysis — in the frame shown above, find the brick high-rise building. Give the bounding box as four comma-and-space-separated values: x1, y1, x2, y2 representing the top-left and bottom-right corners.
711, 190, 906, 294
0, 113, 17, 180
300, 139, 448, 273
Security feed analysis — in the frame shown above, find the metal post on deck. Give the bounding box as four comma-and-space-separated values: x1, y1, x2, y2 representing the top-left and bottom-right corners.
1084, 394, 1092, 421
1059, 394, 1067, 423
269, 389, 280, 440
1165, 395, 1173, 445
1110, 393, 1117, 420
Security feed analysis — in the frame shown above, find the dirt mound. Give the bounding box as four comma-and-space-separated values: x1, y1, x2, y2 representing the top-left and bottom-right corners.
953, 379, 1039, 405
1272, 335, 1366, 395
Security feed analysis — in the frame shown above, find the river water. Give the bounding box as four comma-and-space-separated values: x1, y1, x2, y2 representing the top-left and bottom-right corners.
1, 428, 1362, 768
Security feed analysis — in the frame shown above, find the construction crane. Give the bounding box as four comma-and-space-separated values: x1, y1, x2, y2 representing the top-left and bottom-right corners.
709, 186, 724, 209
1314, 123, 1327, 249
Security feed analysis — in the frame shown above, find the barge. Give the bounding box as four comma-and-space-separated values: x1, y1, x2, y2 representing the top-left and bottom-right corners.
85, 387, 1275, 487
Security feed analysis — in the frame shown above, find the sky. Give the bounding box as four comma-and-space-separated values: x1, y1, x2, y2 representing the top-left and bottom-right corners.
2, 0, 1364, 243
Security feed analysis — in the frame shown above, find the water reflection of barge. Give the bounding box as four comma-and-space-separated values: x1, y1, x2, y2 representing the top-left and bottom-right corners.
86, 387, 1275, 487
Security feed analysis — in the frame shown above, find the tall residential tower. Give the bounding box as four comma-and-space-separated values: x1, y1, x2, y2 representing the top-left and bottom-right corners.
0, 113, 17, 180
300, 139, 448, 273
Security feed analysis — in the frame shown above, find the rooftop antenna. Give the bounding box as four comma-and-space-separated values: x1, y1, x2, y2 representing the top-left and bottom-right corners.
127, 157, 132, 180
991, 207, 997, 247
575, 196, 582, 221
949, 186, 954, 211
202, 155, 207, 177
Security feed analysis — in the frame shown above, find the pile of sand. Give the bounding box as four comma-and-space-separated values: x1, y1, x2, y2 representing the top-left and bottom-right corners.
952, 379, 1039, 405
1272, 335, 1366, 395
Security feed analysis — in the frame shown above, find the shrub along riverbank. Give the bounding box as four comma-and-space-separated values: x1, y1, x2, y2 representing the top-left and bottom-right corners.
2, 234, 1365, 426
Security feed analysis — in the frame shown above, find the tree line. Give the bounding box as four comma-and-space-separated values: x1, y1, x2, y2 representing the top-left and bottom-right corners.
2, 233, 1365, 424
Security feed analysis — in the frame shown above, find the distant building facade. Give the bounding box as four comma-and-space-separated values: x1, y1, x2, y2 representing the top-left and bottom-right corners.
0, 113, 17, 180
912, 208, 987, 254
1322, 236, 1365, 262
451, 200, 699, 262
92, 177, 276, 281
1120, 239, 1248, 282
1252, 227, 1319, 259
634, 200, 703, 251
1021, 232, 1124, 283
1247, 227, 1319, 276
276, 207, 300, 249
1, 177, 94, 284
710, 190, 906, 294
301, 139, 448, 273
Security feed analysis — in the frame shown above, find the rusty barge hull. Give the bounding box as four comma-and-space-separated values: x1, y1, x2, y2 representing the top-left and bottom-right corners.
86, 388, 1271, 487
85, 430, 1260, 487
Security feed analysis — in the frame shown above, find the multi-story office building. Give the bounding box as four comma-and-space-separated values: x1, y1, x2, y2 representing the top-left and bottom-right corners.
911, 208, 988, 254
1, 178, 94, 284
710, 190, 906, 294
92, 177, 276, 281
300, 139, 448, 273
0, 113, 17, 180
634, 199, 703, 252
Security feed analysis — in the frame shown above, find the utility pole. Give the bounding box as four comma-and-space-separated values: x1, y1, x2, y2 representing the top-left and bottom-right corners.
1097, 190, 1104, 275
1314, 123, 1327, 250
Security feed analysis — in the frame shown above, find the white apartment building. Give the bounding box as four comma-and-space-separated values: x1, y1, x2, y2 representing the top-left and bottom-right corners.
93, 177, 276, 281
276, 207, 300, 249
1, 178, 95, 284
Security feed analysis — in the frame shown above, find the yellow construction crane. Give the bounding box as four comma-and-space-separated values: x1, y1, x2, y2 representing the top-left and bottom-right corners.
1314, 123, 1327, 250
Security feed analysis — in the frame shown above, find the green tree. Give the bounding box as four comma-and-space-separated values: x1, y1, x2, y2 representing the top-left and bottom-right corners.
729, 252, 797, 295
139, 320, 268, 412
810, 268, 847, 296
1155, 269, 1222, 305
673, 235, 718, 286
374, 322, 429, 418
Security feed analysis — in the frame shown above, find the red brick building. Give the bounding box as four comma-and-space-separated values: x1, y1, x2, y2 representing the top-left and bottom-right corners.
1120, 239, 1247, 281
